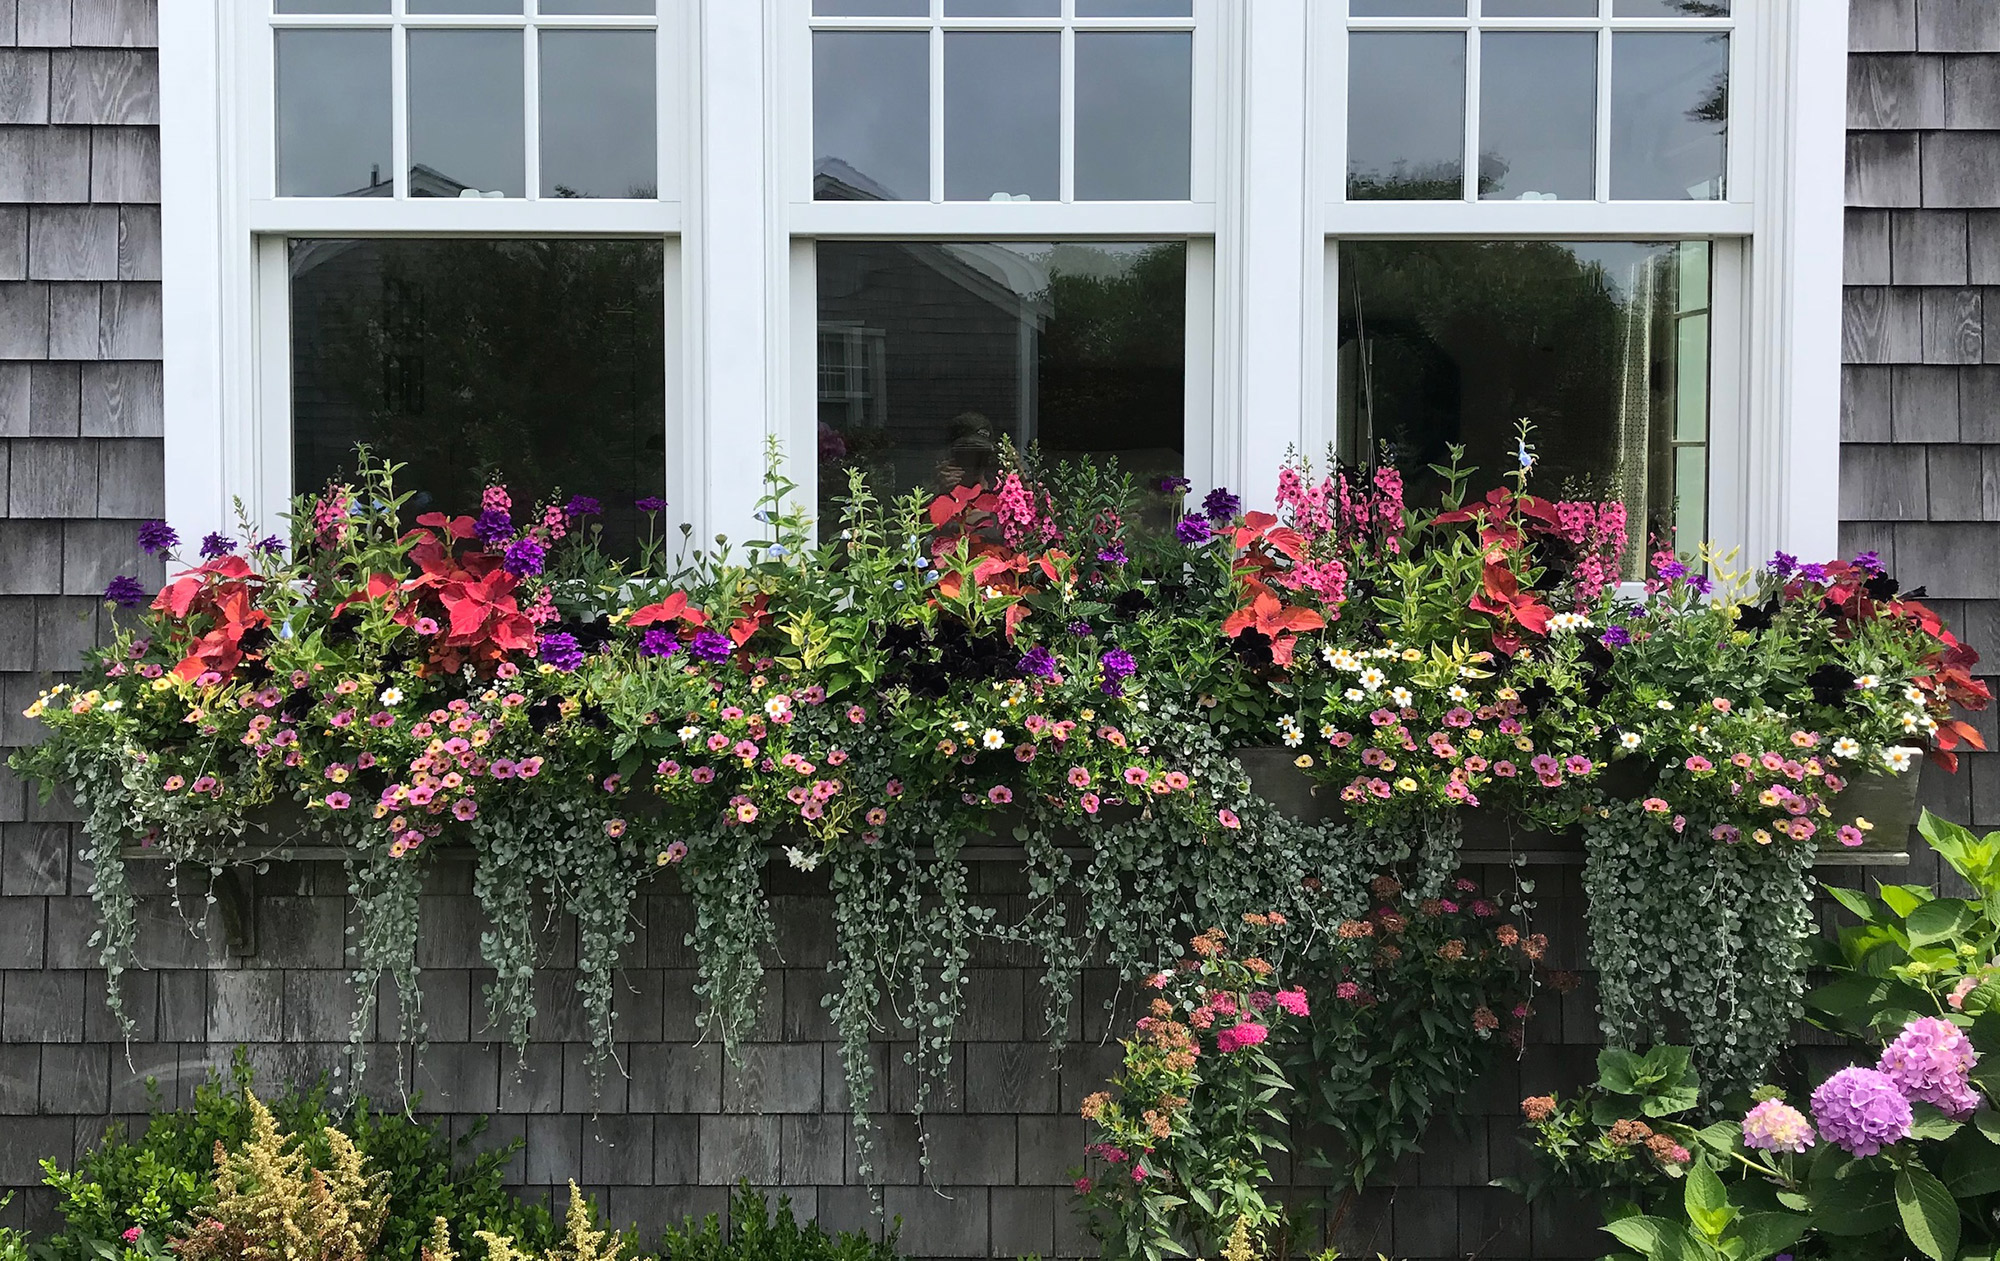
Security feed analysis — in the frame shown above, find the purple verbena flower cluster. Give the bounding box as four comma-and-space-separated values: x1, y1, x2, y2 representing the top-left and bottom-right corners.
565, 495, 601, 519
639, 628, 681, 659
200, 532, 236, 560
502, 536, 547, 577
537, 632, 585, 672
474, 509, 514, 547
690, 630, 734, 663
1201, 488, 1241, 524
104, 575, 148, 608
1175, 516, 1213, 546
1099, 648, 1137, 697
136, 520, 179, 556
1018, 645, 1059, 680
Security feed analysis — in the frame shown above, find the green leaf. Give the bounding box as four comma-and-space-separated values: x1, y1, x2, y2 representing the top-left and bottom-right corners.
1724, 1212, 1805, 1261
1599, 1048, 1648, 1095
1879, 884, 1935, 919
1824, 885, 1879, 922
1910, 1103, 1967, 1142
1896, 1162, 1961, 1261
1908, 900, 1981, 949
1977, 1110, 2000, 1145
1684, 1159, 1735, 1240
1603, 1215, 1707, 1260
1810, 1169, 1898, 1236
1941, 1132, 2000, 1197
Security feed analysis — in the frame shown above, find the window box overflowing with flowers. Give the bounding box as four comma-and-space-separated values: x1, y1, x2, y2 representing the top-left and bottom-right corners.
11, 434, 1989, 1128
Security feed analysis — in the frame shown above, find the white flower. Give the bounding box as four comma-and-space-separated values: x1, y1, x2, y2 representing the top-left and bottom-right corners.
784, 846, 821, 872
1282, 728, 1304, 748
1655, 699, 1675, 711
1344, 688, 1366, 702
1548, 612, 1592, 634
1447, 684, 1471, 703
1882, 747, 1919, 773
952, 720, 971, 733
1904, 685, 1925, 705
678, 725, 700, 742
1326, 647, 1360, 671
102, 699, 123, 712
1359, 668, 1387, 691
1832, 737, 1861, 759
1620, 731, 1642, 750
1390, 687, 1414, 708
982, 728, 1005, 750
379, 687, 404, 706
1855, 675, 1879, 690
764, 697, 790, 719
1321, 723, 1337, 741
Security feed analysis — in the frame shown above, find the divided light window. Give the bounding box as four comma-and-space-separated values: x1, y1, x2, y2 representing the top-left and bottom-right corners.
801, 0, 1212, 530
1327, 0, 1740, 568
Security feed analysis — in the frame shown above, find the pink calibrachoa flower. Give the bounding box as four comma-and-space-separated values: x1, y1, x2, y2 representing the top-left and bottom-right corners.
453, 799, 478, 821
1067, 766, 1091, 788
1081, 793, 1101, 814
848, 705, 868, 724
1642, 797, 1670, 814
735, 803, 759, 824
885, 779, 903, 797
1838, 825, 1865, 847
325, 792, 351, 810
661, 841, 688, 864
1684, 755, 1713, 772
605, 818, 626, 837
1218, 808, 1241, 830
518, 756, 544, 779
1124, 766, 1149, 786
1741, 1099, 1816, 1153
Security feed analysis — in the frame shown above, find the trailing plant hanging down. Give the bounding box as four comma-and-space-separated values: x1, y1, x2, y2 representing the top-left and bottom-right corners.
13, 429, 1988, 1131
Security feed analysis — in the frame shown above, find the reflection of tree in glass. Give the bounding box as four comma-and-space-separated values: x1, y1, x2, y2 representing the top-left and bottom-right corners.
291, 239, 666, 552
1038, 242, 1187, 464
1339, 240, 1677, 518
1347, 166, 1502, 202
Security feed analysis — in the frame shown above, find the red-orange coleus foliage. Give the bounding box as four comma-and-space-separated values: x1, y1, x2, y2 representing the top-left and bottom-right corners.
1433, 489, 1562, 655
152, 556, 272, 683
388, 513, 538, 673
925, 486, 1041, 639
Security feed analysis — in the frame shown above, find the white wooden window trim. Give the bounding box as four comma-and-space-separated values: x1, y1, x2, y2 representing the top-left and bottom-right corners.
163, 0, 1846, 562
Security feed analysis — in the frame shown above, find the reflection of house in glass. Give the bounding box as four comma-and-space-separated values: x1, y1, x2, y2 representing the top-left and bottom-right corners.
814, 161, 1187, 521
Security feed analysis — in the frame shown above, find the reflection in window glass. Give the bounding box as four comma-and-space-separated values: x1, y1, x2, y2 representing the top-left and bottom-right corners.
277, 31, 392, 197
290, 239, 666, 554
814, 31, 930, 201
1615, 0, 1730, 13
945, 33, 1061, 202
816, 241, 1187, 525
539, 0, 654, 11
1075, 33, 1192, 201
1335, 240, 1713, 571
407, 0, 519, 10
1348, 32, 1465, 201
1483, 0, 1596, 12
540, 31, 656, 199
408, 31, 525, 198
1611, 33, 1729, 200
1077, 0, 1193, 13
275, 0, 388, 11
945, 0, 1059, 12
1349, 0, 1464, 13
1480, 33, 1596, 202
812, 0, 927, 12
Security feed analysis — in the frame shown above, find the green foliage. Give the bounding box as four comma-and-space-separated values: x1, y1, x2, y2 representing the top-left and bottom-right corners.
34, 1053, 557, 1261
649, 1186, 901, 1261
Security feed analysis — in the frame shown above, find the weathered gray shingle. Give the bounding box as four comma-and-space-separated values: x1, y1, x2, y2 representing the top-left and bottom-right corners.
13, 0, 67, 49
1849, 131, 1924, 207
1845, 286, 1926, 363
1844, 364, 1895, 441
4, 439, 95, 518
1923, 132, 2000, 206
1894, 210, 1970, 284
1928, 444, 2000, 518
1923, 287, 1985, 363
1944, 53, 2000, 127
1849, 209, 1893, 284
1855, 0, 1919, 53
1895, 364, 1963, 440
0, 127, 87, 202
0, 282, 49, 359
1851, 54, 1946, 129
92, 437, 157, 517
0, 363, 27, 433
113, 204, 153, 280
0, 523, 62, 595
77, 360, 157, 436
67, 0, 154, 49
42, 282, 94, 360
60, 517, 146, 597
95, 280, 155, 357
86, 127, 155, 203
1845, 444, 1929, 520
0, 208, 22, 281
1965, 366, 2000, 440
1919, 0, 2000, 53
0, 50, 48, 125
1970, 211, 2000, 282
27, 206, 116, 281
48, 50, 154, 125
24, 362, 76, 436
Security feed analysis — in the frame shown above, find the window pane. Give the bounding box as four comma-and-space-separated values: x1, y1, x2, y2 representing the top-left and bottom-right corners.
540, 0, 654, 11
816, 241, 1186, 525
1335, 240, 1711, 576
540, 31, 656, 198
945, 0, 1060, 13
1075, 33, 1191, 201
1479, 33, 1595, 202
407, 0, 520, 11
1616, 0, 1730, 14
409, 31, 525, 198
1349, 1, 1465, 15
290, 239, 666, 555
275, 0, 388, 12
945, 33, 1059, 201
1483, 0, 1596, 13
1348, 32, 1465, 201
1077, 0, 1193, 14
1611, 32, 1728, 200
277, 31, 392, 197
814, 32, 930, 201
812, 0, 928, 13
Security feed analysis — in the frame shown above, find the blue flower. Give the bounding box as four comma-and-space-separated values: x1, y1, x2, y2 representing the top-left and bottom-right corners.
104, 575, 147, 608
136, 520, 178, 556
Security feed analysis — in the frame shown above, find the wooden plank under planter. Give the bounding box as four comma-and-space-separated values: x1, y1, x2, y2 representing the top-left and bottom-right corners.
1233, 746, 1917, 867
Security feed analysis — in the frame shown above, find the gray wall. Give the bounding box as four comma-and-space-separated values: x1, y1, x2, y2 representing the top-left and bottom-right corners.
0, 1, 1997, 1257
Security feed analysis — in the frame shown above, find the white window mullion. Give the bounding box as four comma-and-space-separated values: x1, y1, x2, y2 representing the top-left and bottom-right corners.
524, 18, 541, 200
929, 20, 945, 202
1059, 19, 1075, 203
391, 24, 409, 199
1594, 22, 1612, 201
1462, 19, 1480, 202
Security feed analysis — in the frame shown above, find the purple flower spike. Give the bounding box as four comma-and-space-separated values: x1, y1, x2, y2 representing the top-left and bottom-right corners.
136, 520, 179, 556
537, 632, 585, 672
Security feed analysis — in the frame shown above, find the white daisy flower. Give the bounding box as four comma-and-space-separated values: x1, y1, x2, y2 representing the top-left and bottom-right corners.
679, 725, 700, 742
1855, 675, 1879, 690
1344, 688, 1366, 702
1390, 686, 1414, 707
1359, 668, 1387, 691
1832, 737, 1861, 759
982, 728, 1005, 749
1882, 747, 1919, 773
764, 697, 790, 719
1655, 699, 1674, 711
785, 846, 821, 872
1620, 731, 1642, 750
1447, 684, 1471, 703
1282, 728, 1304, 748
952, 720, 971, 733
379, 687, 404, 706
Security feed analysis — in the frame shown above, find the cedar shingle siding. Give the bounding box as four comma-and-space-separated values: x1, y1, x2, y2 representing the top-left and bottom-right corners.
0, 2, 1994, 1257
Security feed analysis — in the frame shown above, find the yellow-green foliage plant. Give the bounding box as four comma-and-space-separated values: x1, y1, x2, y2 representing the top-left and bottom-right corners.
474, 1185, 621, 1261
168, 1092, 389, 1261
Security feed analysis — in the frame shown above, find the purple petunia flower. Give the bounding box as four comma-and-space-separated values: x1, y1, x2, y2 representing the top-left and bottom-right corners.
1852, 551, 1884, 575
690, 629, 734, 663
1159, 476, 1192, 496
565, 495, 601, 519
1799, 562, 1830, 584
537, 632, 585, 672
502, 536, 546, 577
1878, 1016, 1982, 1118
1687, 574, 1714, 596
639, 628, 682, 659
1019, 645, 1058, 680
1175, 516, 1213, 546
1768, 551, 1799, 578
252, 535, 286, 557
635, 496, 668, 513
1097, 541, 1128, 566
474, 509, 513, 547
1600, 626, 1632, 648
1810, 1066, 1912, 1157
1202, 488, 1242, 524
199, 532, 236, 559
136, 520, 179, 556
104, 575, 147, 608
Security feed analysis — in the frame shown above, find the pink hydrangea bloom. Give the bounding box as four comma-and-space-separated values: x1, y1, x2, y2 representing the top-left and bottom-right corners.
1878, 1016, 1982, 1118
1741, 1099, 1816, 1153
1811, 1066, 1913, 1156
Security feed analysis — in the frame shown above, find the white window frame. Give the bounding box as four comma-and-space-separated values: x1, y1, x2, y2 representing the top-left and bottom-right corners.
161, 0, 1846, 564
778, 0, 1222, 522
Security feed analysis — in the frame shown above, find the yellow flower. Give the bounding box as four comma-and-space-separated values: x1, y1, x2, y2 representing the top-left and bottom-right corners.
1514, 736, 1535, 752
1395, 777, 1418, 792
1294, 754, 1314, 769
22, 701, 43, 719
152, 678, 171, 691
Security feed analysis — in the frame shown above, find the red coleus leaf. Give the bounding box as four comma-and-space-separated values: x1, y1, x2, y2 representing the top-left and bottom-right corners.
1223, 590, 1326, 641
416, 512, 477, 540
629, 590, 708, 629
928, 485, 985, 528
728, 594, 771, 647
